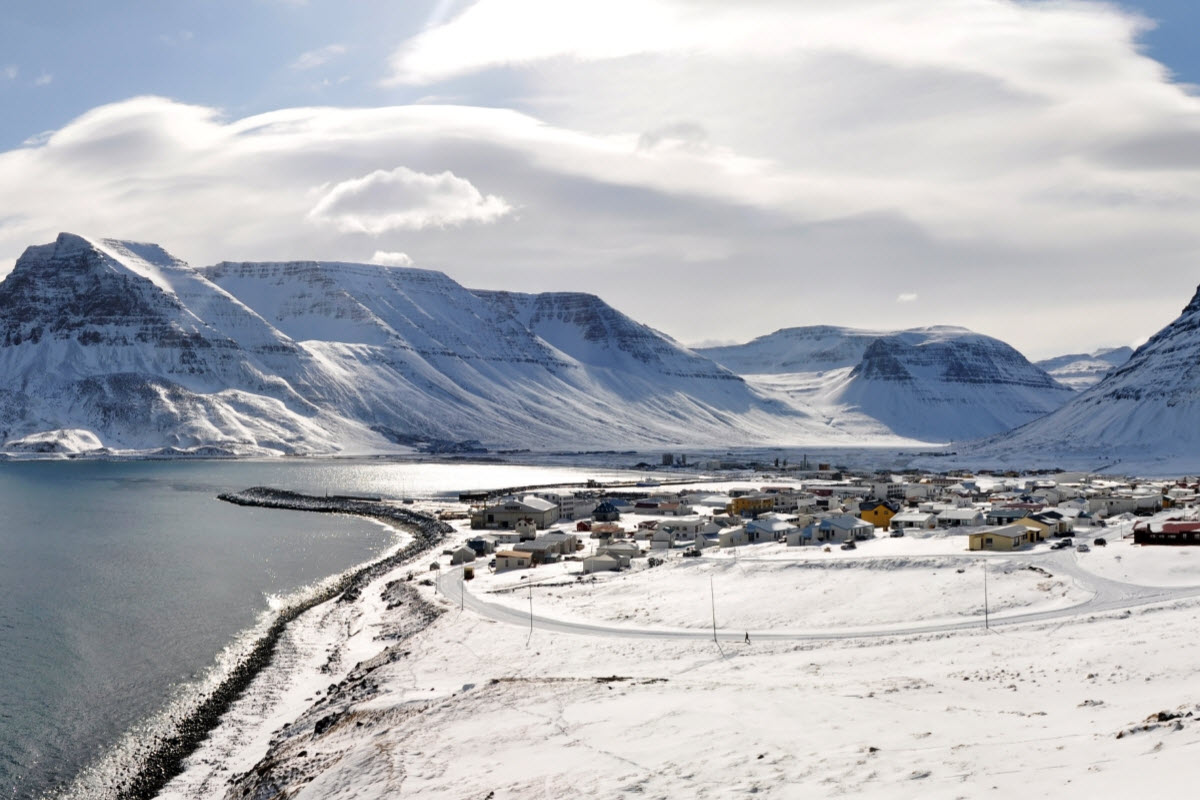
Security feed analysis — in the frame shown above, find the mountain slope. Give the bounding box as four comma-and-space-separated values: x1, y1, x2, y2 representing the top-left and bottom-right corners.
697, 326, 887, 374
966, 288, 1200, 468
701, 325, 1074, 442
200, 261, 840, 449
0, 234, 360, 454
1034, 347, 1132, 391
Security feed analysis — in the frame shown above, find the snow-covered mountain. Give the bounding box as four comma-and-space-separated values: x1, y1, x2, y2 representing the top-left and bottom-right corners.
700, 325, 1074, 442
696, 326, 888, 374
3, 234, 857, 455
0, 234, 359, 454
1034, 347, 1132, 391
966, 287, 1200, 469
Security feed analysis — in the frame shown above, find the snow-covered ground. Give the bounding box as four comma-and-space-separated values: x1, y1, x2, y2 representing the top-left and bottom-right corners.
156, 508, 1200, 799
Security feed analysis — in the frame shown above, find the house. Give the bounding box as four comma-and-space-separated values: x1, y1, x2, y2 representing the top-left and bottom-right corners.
786, 528, 812, 547
859, 500, 900, 529
1027, 511, 1073, 536
811, 515, 874, 543
727, 493, 775, 518
582, 553, 622, 574
589, 522, 626, 539
634, 497, 693, 516
471, 495, 560, 530
540, 531, 580, 555
937, 507, 984, 528
592, 500, 621, 522
746, 517, 798, 542
1133, 521, 1200, 545
494, 550, 533, 571
597, 540, 642, 566
985, 507, 1034, 527
512, 538, 561, 564
450, 546, 477, 565
968, 524, 1043, 551
466, 537, 495, 556
890, 511, 938, 532
719, 526, 748, 547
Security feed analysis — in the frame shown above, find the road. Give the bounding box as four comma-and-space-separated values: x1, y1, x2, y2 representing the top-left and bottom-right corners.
435, 547, 1200, 642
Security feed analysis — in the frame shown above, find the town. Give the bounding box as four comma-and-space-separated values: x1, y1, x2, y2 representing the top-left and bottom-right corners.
453, 461, 1194, 577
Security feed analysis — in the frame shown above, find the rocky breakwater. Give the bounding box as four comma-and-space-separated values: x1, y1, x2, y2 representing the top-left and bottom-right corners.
107, 488, 451, 800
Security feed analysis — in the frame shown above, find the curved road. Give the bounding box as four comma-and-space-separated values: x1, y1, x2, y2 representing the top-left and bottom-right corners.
436, 548, 1200, 642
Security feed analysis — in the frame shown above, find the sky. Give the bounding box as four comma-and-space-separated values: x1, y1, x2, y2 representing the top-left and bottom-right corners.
2, 0, 1200, 360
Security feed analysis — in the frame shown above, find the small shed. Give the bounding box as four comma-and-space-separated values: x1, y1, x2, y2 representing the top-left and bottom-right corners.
450, 546, 477, 565
582, 553, 622, 574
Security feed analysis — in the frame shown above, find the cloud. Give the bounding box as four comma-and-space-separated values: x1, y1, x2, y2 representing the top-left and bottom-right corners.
9, 0, 1200, 365
291, 44, 347, 71
897, 293, 918, 303
307, 166, 511, 234
33, 73, 53, 87
370, 250, 414, 266
2, 66, 16, 81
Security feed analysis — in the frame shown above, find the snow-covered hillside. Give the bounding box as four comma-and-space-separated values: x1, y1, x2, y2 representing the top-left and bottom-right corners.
702, 325, 1074, 442
698, 325, 887, 373
4, 234, 883, 454
0, 234, 363, 455
966, 286, 1200, 470
1036, 347, 1132, 390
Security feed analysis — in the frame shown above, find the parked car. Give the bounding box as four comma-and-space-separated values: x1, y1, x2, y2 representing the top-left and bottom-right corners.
1076, 544, 1091, 553
890, 530, 905, 537
1094, 537, 1107, 547
840, 540, 857, 550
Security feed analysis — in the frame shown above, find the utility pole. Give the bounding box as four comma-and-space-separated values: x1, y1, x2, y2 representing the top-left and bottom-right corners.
710, 575, 718, 644
528, 579, 534, 643
983, 559, 990, 631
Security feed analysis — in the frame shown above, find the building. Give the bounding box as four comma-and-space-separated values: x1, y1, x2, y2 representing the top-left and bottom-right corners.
582, 553, 622, 573
727, 493, 775, 518
968, 524, 1043, 551
1133, 520, 1200, 545
592, 500, 621, 522
890, 511, 938, 532
471, 495, 560, 530
859, 500, 900, 529
937, 507, 984, 528
494, 550, 533, 571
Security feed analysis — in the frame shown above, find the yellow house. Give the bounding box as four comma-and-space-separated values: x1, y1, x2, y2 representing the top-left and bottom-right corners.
1015, 516, 1052, 540
727, 493, 775, 518
859, 500, 899, 529
968, 524, 1041, 551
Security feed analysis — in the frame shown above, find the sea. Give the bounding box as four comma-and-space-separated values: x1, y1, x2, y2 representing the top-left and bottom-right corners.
0, 458, 643, 799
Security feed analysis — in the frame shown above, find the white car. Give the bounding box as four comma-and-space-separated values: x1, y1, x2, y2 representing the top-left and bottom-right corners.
1076, 544, 1091, 553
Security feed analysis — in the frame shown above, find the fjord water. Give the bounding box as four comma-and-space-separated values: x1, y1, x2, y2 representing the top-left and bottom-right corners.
0, 459, 638, 799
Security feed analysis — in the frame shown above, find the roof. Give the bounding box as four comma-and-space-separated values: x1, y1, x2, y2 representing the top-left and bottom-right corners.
495, 550, 531, 559
938, 508, 982, 520
892, 511, 936, 522
973, 524, 1037, 540
819, 515, 872, 531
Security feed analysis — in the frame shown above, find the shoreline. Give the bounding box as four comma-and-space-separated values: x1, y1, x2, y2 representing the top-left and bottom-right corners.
95, 489, 452, 800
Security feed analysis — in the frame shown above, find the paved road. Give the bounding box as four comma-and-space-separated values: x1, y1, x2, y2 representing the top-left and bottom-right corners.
436, 547, 1200, 642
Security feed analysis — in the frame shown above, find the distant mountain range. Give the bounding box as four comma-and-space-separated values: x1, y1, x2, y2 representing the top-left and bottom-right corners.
1034, 347, 1132, 390
0, 233, 1163, 458
697, 326, 1076, 442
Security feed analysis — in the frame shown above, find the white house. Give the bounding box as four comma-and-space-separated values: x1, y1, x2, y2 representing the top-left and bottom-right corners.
937, 508, 984, 528
890, 511, 938, 532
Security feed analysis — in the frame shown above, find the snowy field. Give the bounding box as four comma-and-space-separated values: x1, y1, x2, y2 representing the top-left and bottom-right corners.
158, 508, 1200, 800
